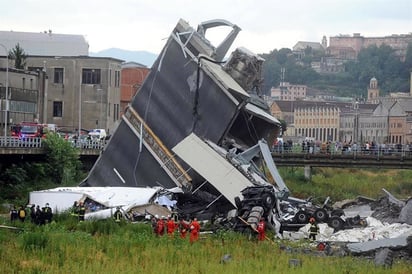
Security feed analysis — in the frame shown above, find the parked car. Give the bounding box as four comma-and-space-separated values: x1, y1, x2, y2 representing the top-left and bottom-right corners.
88, 129, 107, 140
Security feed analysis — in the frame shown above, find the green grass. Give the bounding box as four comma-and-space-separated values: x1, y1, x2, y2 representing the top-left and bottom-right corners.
0, 217, 411, 274
279, 167, 412, 203
1, 168, 411, 273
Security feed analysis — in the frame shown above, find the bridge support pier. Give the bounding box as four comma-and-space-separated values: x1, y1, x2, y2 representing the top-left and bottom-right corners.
304, 165, 312, 180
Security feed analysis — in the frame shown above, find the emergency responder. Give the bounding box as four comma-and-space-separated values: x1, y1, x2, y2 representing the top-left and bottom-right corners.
257, 217, 266, 241
18, 205, 26, 222
152, 215, 159, 235
189, 217, 200, 244
10, 205, 18, 222
35, 205, 42, 225
309, 217, 319, 241
166, 216, 176, 236
70, 201, 79, 218
179, 217, 190, 239
43, 203, 53, 224
78, 202, 86, 222
157, 216, 165, 236
113, 207, 123, 223
30, 204, 36, 224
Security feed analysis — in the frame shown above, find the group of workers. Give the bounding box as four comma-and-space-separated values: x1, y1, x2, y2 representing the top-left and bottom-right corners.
9, 203, 53, 225
151, 215, 200, 243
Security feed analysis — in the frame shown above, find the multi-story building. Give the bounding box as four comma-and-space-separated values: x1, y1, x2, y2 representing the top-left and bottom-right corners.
120, 62, 150, 115
321, 33, 412, 73
0, 67, 44, 135
272, 100, 344, 142
25, 56, 123, 134
388, 99, 412, 144
270, 82, 307, 101
0, 30, 124, 135
271, 99, 382, 144
329, 33, 412, 61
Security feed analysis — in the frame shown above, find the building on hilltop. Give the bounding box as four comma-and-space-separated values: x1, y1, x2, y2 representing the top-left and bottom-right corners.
329, 33, 412, 62
270, 82, 307, 101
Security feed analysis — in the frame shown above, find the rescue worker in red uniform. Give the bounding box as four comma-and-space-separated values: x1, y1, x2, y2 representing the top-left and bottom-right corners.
166, 216, 176, 237
179, 218, 190, 239
157, 216, 165, 236
257, 217, 266, 241
189, 217, 200, 244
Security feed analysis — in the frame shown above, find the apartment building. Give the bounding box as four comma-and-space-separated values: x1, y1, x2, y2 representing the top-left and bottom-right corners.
0, 67, 43, 135
25, 56, 123, 133
120, 62, 150, 115
270, 82, 307, 101
0, 30, 125, 134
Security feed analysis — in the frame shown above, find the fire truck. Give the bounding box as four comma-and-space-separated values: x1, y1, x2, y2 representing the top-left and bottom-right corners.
11, 122, 45, 139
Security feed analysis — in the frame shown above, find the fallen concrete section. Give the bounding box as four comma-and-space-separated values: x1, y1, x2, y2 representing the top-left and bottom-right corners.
347, 236, 411, 254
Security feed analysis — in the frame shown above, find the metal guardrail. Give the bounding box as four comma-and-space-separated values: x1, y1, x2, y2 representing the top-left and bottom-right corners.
270, 144, 412, 169
271, 144, 412, 160
0, 136, 105, 150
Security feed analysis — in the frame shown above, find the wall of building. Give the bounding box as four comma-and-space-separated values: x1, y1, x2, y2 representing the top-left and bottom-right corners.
120, 66, 150, 115
0, 66, 41, 134
25, 56, 122, 134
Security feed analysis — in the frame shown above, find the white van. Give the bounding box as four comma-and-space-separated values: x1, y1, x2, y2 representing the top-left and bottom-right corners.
88, 129, 107, 140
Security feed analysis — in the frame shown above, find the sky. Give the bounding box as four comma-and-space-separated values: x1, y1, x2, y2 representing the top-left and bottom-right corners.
1, 0, 411, 55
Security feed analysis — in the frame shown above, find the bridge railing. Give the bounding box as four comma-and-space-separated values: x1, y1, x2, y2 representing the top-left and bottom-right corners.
0, 136, 105, 150
0, 137, 43, 148
271, 143, 412, 159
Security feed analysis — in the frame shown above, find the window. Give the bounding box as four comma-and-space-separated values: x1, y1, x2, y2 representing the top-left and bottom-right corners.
54, 68, 64, 84
82, 69, 101, 84
28, 67, 43, 72
114, 70, 120, 87
53, 101, 63, 117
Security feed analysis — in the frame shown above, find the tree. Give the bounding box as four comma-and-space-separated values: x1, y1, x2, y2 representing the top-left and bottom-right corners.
8, 43, 27, 69
43, 133, 82, 184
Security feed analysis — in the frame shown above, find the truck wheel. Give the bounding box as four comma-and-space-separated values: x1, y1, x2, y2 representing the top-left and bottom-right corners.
328, 216, 344, 231
295, 211, 308, 224
261, 193, 275, 209
314, 208, 328, 222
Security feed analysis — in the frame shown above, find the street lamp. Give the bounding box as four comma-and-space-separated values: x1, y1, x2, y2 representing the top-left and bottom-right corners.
96, 88, 103, 128
78, 69, 82, 137
0, 43, 8, 138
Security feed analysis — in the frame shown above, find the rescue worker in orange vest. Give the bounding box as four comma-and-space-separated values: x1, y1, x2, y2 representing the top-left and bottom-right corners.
166, 216, 176, 237
157, 216, 165, 236
179, 217, 190, 239
189, 217, 200, 244
257, 217, 266, 241
309, 217, 319, 241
